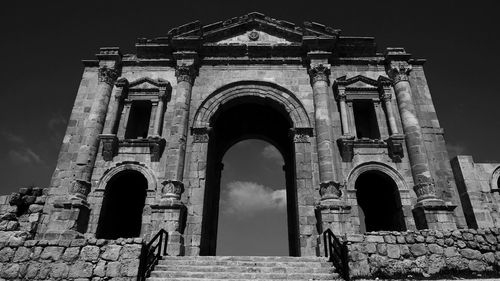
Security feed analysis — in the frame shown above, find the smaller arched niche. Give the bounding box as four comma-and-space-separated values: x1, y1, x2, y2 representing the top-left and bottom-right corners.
490, 166, 500, 191
355, 170, 406, 233
96, 170, 147, 239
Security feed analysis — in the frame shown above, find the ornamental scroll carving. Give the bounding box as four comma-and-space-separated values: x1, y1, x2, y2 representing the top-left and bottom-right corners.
98, 66, 120, 85
388, 63, 412, 84
175, 64, 198, 84
308, 64, 331, 85
319, 180, 343, 200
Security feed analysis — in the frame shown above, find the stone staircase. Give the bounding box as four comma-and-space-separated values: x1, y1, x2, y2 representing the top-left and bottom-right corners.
146, 255, 340, 280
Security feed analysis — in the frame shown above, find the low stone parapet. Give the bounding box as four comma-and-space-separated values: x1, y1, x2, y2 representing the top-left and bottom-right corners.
346, 228, 500, 279
0, 236, 143, 280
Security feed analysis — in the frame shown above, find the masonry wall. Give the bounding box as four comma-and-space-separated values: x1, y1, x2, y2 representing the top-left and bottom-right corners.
0, 236, 142, 280
347, 228, 500, 279
451, 155, 500, 229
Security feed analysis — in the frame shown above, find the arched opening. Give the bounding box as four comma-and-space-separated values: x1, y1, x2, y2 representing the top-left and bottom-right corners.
96, 170, 147, 239
355, 170, 406, 232
200, 96, 299, 256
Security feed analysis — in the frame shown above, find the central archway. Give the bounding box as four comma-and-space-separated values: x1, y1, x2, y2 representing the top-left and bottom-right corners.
200, 95, 300, 256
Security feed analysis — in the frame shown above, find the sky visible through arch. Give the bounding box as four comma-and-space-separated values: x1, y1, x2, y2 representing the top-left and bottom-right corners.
217, 139, 288, 256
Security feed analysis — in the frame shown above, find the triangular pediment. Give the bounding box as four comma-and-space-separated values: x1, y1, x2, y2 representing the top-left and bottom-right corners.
166, 12, 339, 45
215, 29, 293, 45
128, 77, 170, 92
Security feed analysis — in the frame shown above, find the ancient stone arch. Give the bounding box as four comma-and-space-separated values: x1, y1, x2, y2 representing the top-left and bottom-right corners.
97, 161, 158, 192
490, 165, 500, 191
192, 80, 312, 129
346, 161, 409, 191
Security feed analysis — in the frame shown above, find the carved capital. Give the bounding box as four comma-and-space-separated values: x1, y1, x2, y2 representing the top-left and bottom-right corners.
319, 181, 343, 200
99, 134, 119, 161
413, 181, 438, 202
98, 66, 120, 85
70, 179, 91, 204
289, 127, 313, 143
175, 64, 198, 84
388, 63, 412, 85
191, 127, 212, 143
380, 92, 392, 102
161, 180, 185, 200
308, 64, 331, 85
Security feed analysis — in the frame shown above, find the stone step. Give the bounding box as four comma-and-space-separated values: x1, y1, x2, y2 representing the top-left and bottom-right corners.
160, 256, 329, 262
148, 279, 341, 281
149, 271, 336, 280
153, 264, 334, 274
157, 259, 331, 268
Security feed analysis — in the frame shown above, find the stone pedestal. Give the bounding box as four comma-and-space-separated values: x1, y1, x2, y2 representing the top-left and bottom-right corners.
412, 202, 457, 230
151, 202, 187, 256
315, 203, 351, 256
39, 200, 89, 240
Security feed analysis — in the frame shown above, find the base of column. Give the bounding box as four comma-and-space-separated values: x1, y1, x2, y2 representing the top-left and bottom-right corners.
151, 201, 187, 256
38, 200, 90, 239
412, 201, 457, 231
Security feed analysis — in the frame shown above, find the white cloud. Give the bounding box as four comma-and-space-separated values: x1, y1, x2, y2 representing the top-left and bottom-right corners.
221, 181, 286, 217
1, 131, 25, 144
261, 144, 283, 164
446, 142, 467, 158
8, 148, 44, 165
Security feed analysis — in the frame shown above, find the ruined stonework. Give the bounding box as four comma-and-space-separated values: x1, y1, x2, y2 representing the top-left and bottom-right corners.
0, 12, 499, 280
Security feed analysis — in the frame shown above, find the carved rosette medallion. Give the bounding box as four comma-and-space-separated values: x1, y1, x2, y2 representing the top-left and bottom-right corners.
175, 65, 198, 85
192, 127, 212, 143
161, 180, 185, 200
289, 127, 313, 143
98, 66, 120, 85
388, 63, 412, 85
248, 30, 259, 41
308, 64, 331, 85
319, 180, 342, 200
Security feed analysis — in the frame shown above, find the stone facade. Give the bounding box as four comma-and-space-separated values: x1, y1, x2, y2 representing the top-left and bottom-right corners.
347, 228, 500, 279
451, 156, 500, 229
31, 12, 471, 256
0, 13, 497, 268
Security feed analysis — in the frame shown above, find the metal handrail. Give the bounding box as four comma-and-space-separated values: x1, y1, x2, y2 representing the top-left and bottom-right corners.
323, 229, 349, 281
137, 229, 169, 281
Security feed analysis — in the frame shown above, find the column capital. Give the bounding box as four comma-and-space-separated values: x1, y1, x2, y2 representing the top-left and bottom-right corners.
175, 64, 198, 84
334, 87, 347, 101
161, 180, 185, 200
387, 62, 412, 85
98, 66, 120, 85
380, 92, 392, 102
319, 180, 343, 200
308, 64, 331, 85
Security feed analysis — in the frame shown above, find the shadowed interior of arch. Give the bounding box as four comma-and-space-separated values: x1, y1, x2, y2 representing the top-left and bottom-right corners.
96, 170, 147, 239
200, 96, 299, 256
355, 170, 406, 232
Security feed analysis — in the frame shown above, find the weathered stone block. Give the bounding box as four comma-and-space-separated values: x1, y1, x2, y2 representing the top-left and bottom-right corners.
40, 246, 64, 260
81, 245, 100, 261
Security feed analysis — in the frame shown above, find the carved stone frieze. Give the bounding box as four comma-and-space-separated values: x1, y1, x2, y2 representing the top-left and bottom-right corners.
175, 64, 198, 84
308, 64, 331, 85
191, 127, 212, 143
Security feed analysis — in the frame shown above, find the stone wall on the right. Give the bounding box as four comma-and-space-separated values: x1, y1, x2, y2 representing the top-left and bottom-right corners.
451, 155, 500, 229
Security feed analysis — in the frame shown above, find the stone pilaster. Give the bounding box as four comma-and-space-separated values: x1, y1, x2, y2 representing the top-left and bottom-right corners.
152, 82, 170, 137
43, 48, 122, 239
308, 63, 341, 203
386, 48, 456, 230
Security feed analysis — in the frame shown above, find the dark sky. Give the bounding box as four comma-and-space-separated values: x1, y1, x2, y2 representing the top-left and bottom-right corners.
1, 1, 499, 250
